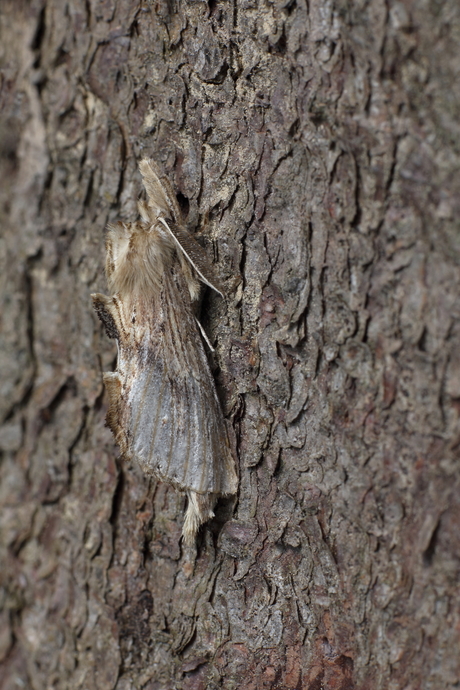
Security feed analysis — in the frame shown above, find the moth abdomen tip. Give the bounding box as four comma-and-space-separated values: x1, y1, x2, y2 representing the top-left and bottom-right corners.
181, 491, 218, 545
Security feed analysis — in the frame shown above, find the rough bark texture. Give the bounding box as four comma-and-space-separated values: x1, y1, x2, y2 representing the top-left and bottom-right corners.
1, 1, 460, 688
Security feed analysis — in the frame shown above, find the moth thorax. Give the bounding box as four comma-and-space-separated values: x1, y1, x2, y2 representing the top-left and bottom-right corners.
106, 222, 174, 298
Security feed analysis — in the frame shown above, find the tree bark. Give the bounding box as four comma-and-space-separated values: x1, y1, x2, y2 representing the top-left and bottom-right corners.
1, 0, 460, 688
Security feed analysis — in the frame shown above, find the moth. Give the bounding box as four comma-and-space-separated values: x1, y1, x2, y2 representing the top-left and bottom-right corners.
91, 159, 238, 544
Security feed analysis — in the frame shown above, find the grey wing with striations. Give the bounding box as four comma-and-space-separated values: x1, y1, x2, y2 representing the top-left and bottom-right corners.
93, 268, 237, 498
126, 346, 236, 495
128, 268, 236, 495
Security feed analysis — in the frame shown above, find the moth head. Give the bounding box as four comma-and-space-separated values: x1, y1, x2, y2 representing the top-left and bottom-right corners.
138, 199, 152, 224
105, 220, 174, 299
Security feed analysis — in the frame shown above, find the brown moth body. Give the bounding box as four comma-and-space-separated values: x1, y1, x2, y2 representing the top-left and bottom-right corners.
92, 159, 238, 543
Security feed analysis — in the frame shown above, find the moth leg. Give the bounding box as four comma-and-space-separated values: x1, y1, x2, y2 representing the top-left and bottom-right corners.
182, 491, 217, 545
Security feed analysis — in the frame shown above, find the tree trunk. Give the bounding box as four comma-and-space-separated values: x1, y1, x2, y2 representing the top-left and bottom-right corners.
1, 1, 460, 688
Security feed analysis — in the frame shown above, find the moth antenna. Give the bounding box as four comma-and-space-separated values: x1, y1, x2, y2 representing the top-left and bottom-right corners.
195, 318, 215, 353
158, 217, 224, 297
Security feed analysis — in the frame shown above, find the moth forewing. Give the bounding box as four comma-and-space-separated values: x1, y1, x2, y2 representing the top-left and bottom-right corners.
92, 159, 238, 544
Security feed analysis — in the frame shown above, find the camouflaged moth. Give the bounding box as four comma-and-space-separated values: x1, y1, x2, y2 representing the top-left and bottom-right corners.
91, 159, 238, 544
